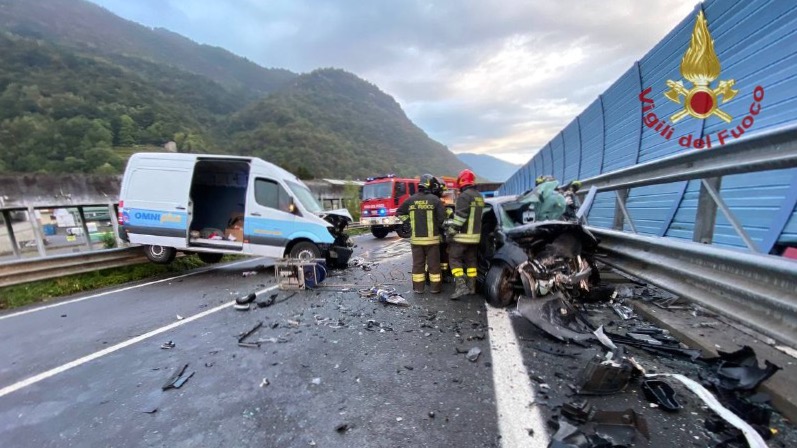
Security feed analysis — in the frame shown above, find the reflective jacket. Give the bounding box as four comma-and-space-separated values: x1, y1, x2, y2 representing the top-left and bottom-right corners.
451, 186, 484, 244
396, 192, 446, 245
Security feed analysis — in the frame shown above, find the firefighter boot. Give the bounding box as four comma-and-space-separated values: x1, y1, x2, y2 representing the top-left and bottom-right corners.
430, 281, 442, 294
467, 277, 476, 295
413, 282, 425, 294
450, 277, 469, 300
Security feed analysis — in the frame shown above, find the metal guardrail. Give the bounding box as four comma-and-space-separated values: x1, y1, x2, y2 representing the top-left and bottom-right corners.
0, 247, 148, 288
573, 126, 797, 347
591, 228, 797, 348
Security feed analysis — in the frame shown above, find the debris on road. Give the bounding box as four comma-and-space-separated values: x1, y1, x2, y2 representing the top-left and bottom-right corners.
466, 347, 481, 362
256, 293, 277, 308
162, 363, 194, 390
335, 423, 351, 433
242, 271, 258, 277
176, 314, 184, 320
160, 341, 175, 350
641, 379, 681, 412
358, 287, 410, 307
234, 303, 250, 311
260, 378, 270, 388
577, 353, 635, 395
236, 292, 257, 305
237, 322, 264, 348
705, 345, 781, 391
311, 377, 321, 385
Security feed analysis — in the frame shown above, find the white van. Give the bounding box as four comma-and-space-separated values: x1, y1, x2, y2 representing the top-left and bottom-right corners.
118, 153, 353, 266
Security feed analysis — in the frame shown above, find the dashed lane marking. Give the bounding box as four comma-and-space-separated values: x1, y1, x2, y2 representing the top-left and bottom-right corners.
0, 285, 279, 399
0, 257, 266, 321
487, 305, 549, 447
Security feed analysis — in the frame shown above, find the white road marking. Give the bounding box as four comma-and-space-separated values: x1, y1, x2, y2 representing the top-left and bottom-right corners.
0, 285, 279, 398
486, 305, 549, 447
0, 257, 265, 321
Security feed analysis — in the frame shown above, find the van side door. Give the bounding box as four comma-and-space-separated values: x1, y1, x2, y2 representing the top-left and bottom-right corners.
244, 177, 296, 258
123, 160, 193, 247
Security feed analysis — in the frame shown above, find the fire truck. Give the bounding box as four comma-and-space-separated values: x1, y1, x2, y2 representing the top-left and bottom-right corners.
359, 174, 459, 239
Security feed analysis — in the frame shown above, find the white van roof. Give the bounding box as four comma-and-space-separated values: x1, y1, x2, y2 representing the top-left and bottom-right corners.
128, 152, 302, 183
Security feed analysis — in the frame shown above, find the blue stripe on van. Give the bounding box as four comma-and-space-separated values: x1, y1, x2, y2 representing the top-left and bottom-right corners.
244, 217, 334, 244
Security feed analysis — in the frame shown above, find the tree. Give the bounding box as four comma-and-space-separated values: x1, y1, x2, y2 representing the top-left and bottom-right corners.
117, 114, 137, 146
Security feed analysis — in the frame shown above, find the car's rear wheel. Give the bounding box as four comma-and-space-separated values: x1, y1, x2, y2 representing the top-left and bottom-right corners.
371, 226, 390, 239
144, 245, 176, 264
198, 252, 224, 264
485, 261, 515, 307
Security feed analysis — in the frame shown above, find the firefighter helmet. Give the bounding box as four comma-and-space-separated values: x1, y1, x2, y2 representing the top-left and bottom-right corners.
535, 175, 555, 186
431, 176, 445, 197
457, 169, 476, 188
419, 173, 435, 192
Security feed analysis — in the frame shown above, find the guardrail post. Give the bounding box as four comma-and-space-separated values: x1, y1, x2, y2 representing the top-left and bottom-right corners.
76, 206, 93, 251
693, 177, 720, 244
2, 210, 21, 259
26, 206, 47, 258
613, 189, 637, 233
108, 202, 122, 248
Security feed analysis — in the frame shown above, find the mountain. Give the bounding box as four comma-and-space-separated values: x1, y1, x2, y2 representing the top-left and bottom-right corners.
0, 0, 467, 179
0, 0, 297, 97
228, 69, 470, 179
457, 153, 520, 182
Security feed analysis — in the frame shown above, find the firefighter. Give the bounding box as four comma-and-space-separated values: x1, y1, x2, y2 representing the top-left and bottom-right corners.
445, 169, 485, 300
430, 177, 453, 283
397, 174, 446, 294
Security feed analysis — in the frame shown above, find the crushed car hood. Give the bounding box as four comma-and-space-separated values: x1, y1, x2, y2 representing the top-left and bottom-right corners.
317, 208, 353, 223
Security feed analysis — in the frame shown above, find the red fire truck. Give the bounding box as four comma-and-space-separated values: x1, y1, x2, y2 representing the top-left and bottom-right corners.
359, 175, 418, 238
360, 174, 459, 239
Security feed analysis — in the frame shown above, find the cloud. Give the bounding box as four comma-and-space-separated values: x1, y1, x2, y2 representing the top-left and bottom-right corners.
91, 0, 698, 164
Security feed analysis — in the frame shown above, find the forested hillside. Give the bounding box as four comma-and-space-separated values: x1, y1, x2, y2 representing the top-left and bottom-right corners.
229, 69, 468, 178
0, 0, 468, 179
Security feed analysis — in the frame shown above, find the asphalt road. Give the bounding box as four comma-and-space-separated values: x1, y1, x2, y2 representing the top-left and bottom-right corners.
1, 234, 795, 447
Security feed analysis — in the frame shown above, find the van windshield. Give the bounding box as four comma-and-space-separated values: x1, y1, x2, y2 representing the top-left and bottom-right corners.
286, 181, 323, 214
363, 181, 393, 200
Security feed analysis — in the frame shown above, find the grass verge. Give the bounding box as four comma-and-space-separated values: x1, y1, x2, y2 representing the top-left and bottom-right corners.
0, 255, 243, 311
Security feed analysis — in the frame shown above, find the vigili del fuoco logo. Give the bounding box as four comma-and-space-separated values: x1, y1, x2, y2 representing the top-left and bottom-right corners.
638, 10, 764, 149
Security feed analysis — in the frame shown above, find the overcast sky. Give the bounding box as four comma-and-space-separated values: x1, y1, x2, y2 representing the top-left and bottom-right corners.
89, 0, 697, 165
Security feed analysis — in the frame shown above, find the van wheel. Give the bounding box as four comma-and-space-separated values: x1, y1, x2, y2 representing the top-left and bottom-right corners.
485, 262, 515, 307
289, 242, 321, 260
198, 252, 224, 264
371, 226, 389, 239
144, 245, 176, 264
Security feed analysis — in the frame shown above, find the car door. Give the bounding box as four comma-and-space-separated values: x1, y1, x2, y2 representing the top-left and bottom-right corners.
244, 176, 296, 258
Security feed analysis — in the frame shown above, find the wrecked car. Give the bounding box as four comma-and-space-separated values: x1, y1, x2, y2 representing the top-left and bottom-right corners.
477, 180, 600, 308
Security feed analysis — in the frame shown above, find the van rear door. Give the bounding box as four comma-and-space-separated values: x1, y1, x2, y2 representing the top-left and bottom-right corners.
122, 158, 194, 248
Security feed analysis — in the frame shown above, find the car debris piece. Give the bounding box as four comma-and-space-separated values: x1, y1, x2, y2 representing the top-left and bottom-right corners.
256, 293, 277, 308
610, 303, 635, 320
653, 373, 767, 448
561, 400, 594, 423
236, 292, 257, 305
466, 347, 481, 362
242, 271, 258, 277
162, 364, 194, 390
237, 321, 264, 348
517, 294, 595, 343
533, 344, 579, 358
335, 423, 351, 433
641, 379, 681, 412
593, 325, 617, 351
577, 354, 634, 395
260, 378, 270, 388
548, 420, 612, 448
585, 409, 650, 446
234, 303, 250, 311
705, 346, 781, 391
626, 333, 663, 346
160, 341, 176, 350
